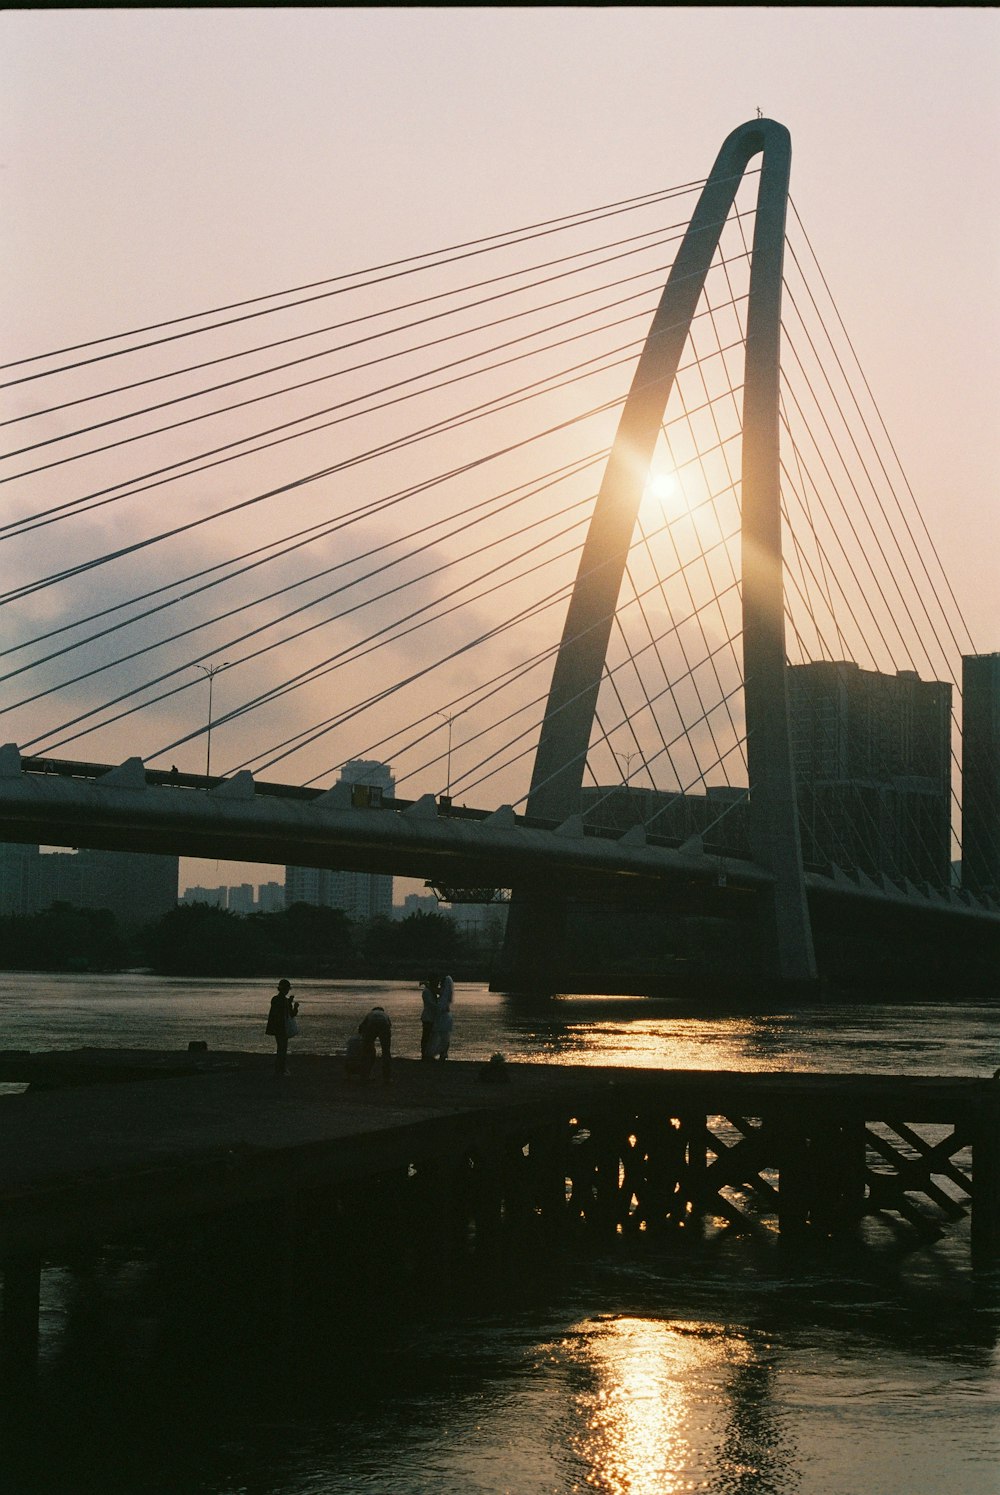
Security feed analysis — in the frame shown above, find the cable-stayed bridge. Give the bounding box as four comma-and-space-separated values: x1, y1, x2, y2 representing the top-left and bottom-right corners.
1, 119, 997, 996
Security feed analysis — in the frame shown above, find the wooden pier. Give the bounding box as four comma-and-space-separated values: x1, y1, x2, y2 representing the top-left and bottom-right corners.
1, 1050, 998, 1384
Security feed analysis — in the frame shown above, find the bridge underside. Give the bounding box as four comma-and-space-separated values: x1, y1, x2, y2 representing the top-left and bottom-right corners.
0, 751, 773, 899
0, 751, 996, 999
492, 880, 1000, 1000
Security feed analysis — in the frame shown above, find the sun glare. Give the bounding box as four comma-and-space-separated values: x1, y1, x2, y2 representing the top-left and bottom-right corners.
641, 468, 688, 527
649, 472, 679, 502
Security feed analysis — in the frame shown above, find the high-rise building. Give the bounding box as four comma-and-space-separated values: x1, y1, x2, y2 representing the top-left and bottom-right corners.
257, 881, 285, 913
285, 761, 394, 920
226, 883, 255, 915
577, 663, 953, 888
962, 652, 1000, 901
58, 849, 178, 929
283, 866, 326, 908
180, 885, 227, 908
0, 844, 178, 928
579, 784, 750, 856
0, 842, 41, 917
787, 661, 952, 887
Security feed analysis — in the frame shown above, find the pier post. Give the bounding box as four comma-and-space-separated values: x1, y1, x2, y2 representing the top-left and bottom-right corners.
680, 1112, 710, 1231
641, 1114, 687, 1232
471, 1143, 505, 1263
590, 1114, 624, 1244
774, 1118, 811, 1240
775, 1117, 867, 1240
1, 1253, 41, 1392
970, 1096, 1000, 1269
527, 1124, 569, 1239
809, 1121, 867, 1235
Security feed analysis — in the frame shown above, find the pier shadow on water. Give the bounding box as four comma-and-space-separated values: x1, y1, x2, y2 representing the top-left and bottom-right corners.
2, 1219, 998, 1495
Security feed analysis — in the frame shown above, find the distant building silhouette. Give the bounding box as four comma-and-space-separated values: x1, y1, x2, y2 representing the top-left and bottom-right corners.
180, 884, 227, 909
179, 880, 288, 914
0, 844, 178, 929
0, 842, 40, 917
962, 652, 1000, 901
447, 901, 510, 939
257, 881, 285, 913
227, 883, 255, 915
580, 662, 952, 889
580, 784, 749, 855
788, 661, 952, 888
285, 760, 394, 919
393, 892, 439, 919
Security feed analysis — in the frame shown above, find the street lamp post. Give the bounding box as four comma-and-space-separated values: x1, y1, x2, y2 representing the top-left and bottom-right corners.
615, 749, 636, 786
436, 712, 454, 798
197, 662, 229, 781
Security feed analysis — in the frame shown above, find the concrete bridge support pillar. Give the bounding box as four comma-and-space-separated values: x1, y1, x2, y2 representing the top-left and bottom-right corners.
491, 884, 569, 995
497, 117, 817, 996
739, 130, 816, 991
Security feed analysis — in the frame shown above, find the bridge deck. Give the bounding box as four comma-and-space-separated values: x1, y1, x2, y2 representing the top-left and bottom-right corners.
0, 1050, 994, 1255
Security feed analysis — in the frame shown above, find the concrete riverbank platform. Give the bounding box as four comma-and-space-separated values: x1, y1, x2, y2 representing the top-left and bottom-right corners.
1, 1049, 997, 1384
0, 1049, 996, 1259
0, 1049, 623, 1249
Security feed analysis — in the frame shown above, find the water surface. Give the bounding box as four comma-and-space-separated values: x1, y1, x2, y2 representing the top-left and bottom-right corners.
1, 974, 996, 1494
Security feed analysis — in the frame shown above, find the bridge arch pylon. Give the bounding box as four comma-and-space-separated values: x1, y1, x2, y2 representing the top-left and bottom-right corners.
496, 118, 817, 993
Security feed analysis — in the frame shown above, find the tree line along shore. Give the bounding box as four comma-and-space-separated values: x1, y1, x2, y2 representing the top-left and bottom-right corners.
0, 900, 500, 980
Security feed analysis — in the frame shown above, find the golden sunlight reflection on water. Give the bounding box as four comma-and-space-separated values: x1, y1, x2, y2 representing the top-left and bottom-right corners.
543, 1003, 788, 1073
567, 1315, 767, 1495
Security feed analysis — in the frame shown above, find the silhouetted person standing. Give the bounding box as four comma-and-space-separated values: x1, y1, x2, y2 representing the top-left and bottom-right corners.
266, 978, 298, 1076
419, 977, 438, 1061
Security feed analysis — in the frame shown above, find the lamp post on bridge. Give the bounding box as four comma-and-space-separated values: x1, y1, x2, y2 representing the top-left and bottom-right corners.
196, 662, 229, 781
436, 711, 454, 799
615, 749, 636, 787
615, 749, 640, 833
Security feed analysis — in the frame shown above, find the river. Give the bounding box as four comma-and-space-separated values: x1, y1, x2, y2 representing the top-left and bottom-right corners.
1, 972, 997, 1494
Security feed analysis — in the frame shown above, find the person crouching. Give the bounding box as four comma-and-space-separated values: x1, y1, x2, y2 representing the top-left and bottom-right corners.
358, 1005, 392, 1083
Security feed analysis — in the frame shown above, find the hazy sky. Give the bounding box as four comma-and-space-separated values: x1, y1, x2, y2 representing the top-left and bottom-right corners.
2, 7, 998, 896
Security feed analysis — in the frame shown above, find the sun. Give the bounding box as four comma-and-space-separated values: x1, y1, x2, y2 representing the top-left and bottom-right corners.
640, 468, 687, 524
648, 472, 679, 502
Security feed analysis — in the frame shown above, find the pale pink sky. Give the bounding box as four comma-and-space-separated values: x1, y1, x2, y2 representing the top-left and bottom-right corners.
2, 8, 997, 895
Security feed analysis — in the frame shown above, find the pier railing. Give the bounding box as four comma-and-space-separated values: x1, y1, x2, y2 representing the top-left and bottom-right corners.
1, 1059, 997, 1389
389, 1072, 999, 1268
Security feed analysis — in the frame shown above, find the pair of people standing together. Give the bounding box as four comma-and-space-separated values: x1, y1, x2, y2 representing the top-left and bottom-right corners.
420, 973, 454, 1061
